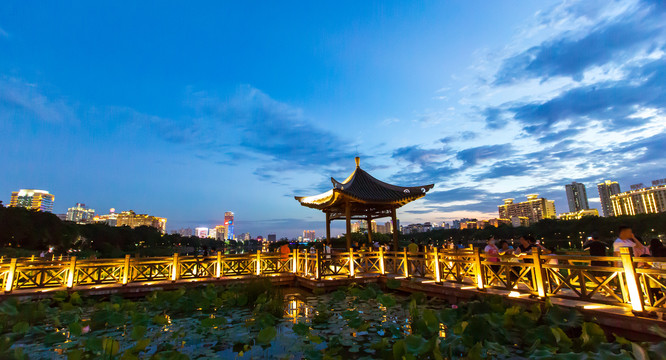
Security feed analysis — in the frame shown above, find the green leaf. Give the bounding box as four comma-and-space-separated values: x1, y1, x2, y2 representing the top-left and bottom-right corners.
45, 331, 67, 345
393, 339, 406, 359
377, 294, 397, 308
131, 325, 146, 340
102, 337, 120, 356
256, 326, 277, 346
292, 322, 310, 336
386, 278, 402, 289
551, 326, 573, 351
66, 349, 83, 360
152, 314, 169, 325
467, 342, 483, 360
580, 322, 606, 350
0, 300, 18, 316
632, 342, 649, 360
68, 322, 82, 337
308, 333, 323, 344
12, 321, 29, 334
134, 338, 150, 352
405, 335, 428, 355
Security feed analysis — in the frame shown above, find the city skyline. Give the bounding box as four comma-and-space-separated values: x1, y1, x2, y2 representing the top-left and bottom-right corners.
2, 1, 665, 237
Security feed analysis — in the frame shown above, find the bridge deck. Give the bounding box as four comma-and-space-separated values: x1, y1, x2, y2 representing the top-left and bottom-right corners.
1, 248, 665, 337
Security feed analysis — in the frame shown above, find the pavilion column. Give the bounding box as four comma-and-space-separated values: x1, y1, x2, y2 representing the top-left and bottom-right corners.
345, 202, 352, 250
325, 212, 331, 243
391, 208, 399, 250
366, 215, 373, 245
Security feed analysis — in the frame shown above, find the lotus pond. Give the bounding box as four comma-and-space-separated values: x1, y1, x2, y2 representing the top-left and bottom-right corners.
0, 279, 665, 359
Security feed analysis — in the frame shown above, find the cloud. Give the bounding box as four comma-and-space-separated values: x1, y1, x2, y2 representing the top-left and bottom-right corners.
505, 58, 666, 134
0, 77, 76, 124
494, 0, 665, 85
146, 85, 359, 180
0, 27, 8, 38
392, 145, 451, 168
456, 144, 513, 166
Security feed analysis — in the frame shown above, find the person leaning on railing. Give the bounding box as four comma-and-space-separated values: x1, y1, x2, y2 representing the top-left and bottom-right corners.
484, 236, 500, 275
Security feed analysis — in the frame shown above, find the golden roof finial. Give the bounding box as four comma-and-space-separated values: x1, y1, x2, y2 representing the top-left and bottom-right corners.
355, 157, 360, 167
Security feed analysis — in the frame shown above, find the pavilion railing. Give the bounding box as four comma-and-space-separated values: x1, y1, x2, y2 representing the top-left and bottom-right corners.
1, 248, 664, 314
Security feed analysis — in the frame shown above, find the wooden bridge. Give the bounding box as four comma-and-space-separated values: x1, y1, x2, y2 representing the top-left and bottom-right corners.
2, 247, 665, 335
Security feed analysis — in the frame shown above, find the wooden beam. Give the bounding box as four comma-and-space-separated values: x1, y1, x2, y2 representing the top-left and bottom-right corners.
391, 208, 399, 250
366, 215, 373, 245
326, 212, 331, 243
345, 202, 352, 250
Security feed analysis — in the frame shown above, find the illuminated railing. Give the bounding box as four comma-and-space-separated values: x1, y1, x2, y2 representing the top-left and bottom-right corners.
1, 248, 664, 314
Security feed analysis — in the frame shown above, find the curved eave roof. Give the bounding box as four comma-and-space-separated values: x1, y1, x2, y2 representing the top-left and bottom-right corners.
295, 160, 434, 210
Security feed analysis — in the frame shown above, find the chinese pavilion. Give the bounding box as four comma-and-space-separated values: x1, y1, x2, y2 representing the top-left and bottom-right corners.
295, 157, 434, 249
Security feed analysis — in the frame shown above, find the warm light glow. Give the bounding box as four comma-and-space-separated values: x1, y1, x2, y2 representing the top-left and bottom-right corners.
298, 190, 333, 205
508, 291, 521, 297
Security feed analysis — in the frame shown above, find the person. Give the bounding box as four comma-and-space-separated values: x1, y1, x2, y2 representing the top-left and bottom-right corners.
650, 238, 664, 257
583, 232, 610, 281
280, 243, 291, 262
613, 225, 647, 257
584, 233, 609, 266
514, 236, 536, 261
408, 239, 419, 253
323, 241, 332, 259
498, 240, 516, 285
484, 236, 500, 275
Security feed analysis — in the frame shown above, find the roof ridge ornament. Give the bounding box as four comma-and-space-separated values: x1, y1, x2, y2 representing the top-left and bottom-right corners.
355, 157, 360, 168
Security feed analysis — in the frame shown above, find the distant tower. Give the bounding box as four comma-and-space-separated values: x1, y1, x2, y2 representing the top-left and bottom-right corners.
224, 212, 235, 240
597, 180, 621, 217
565, 182, 589, 212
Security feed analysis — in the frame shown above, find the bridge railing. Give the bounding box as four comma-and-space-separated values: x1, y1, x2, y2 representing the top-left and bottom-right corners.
2, 248, 664, 314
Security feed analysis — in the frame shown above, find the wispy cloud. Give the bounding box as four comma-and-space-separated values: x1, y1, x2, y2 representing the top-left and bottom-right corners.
0, 77, 76, 124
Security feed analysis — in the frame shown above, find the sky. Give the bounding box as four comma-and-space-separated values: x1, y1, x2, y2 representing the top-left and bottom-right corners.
1, 1, 665, 238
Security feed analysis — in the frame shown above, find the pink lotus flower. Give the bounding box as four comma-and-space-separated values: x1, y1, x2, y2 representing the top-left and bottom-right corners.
82, 326, 90, 334
451, 305, 458, 309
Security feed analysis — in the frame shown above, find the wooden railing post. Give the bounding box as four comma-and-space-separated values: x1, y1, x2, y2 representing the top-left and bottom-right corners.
122, 254, 131, 285
379, 246, 385, 275
473, 248, 485, 290
4, 258, 17, 293
531, 249, 546, 297
403, 249, 409, 278
620, 247, 645, 313
315, 249, 320, 280
66, 256, 77, 288
256, 250, 261, 276
304, 252, 309, 276
292, 249, 297, 274
349, 248, 355, 278
216, 251, 222, 278
171, 253, 179, 282
433, 248, 441, 283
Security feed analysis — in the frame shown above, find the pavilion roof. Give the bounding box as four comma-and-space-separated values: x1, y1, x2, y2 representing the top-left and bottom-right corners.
295, 157, 434, 211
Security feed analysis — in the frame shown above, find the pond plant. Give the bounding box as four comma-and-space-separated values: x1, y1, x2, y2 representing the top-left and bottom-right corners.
0, 279, 663, 359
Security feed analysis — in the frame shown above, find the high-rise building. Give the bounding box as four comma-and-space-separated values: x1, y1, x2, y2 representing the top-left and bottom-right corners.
351, 221, 361, 233
267, 234, 276, 242
10, 189, 55, 213
597, 180, 621, 217
116, 210, 167, 233
224, 212, 234, 240
66, 203, 95, 223
303, 230, 315, 241
565, 182, 589, 212
214, 225, 228, 241
195, 227, 209, 238
498, 194, 556, 225
610, 184, 666, 216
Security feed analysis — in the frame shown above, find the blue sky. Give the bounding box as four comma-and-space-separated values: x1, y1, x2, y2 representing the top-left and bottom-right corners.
1, 1, 665, 238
